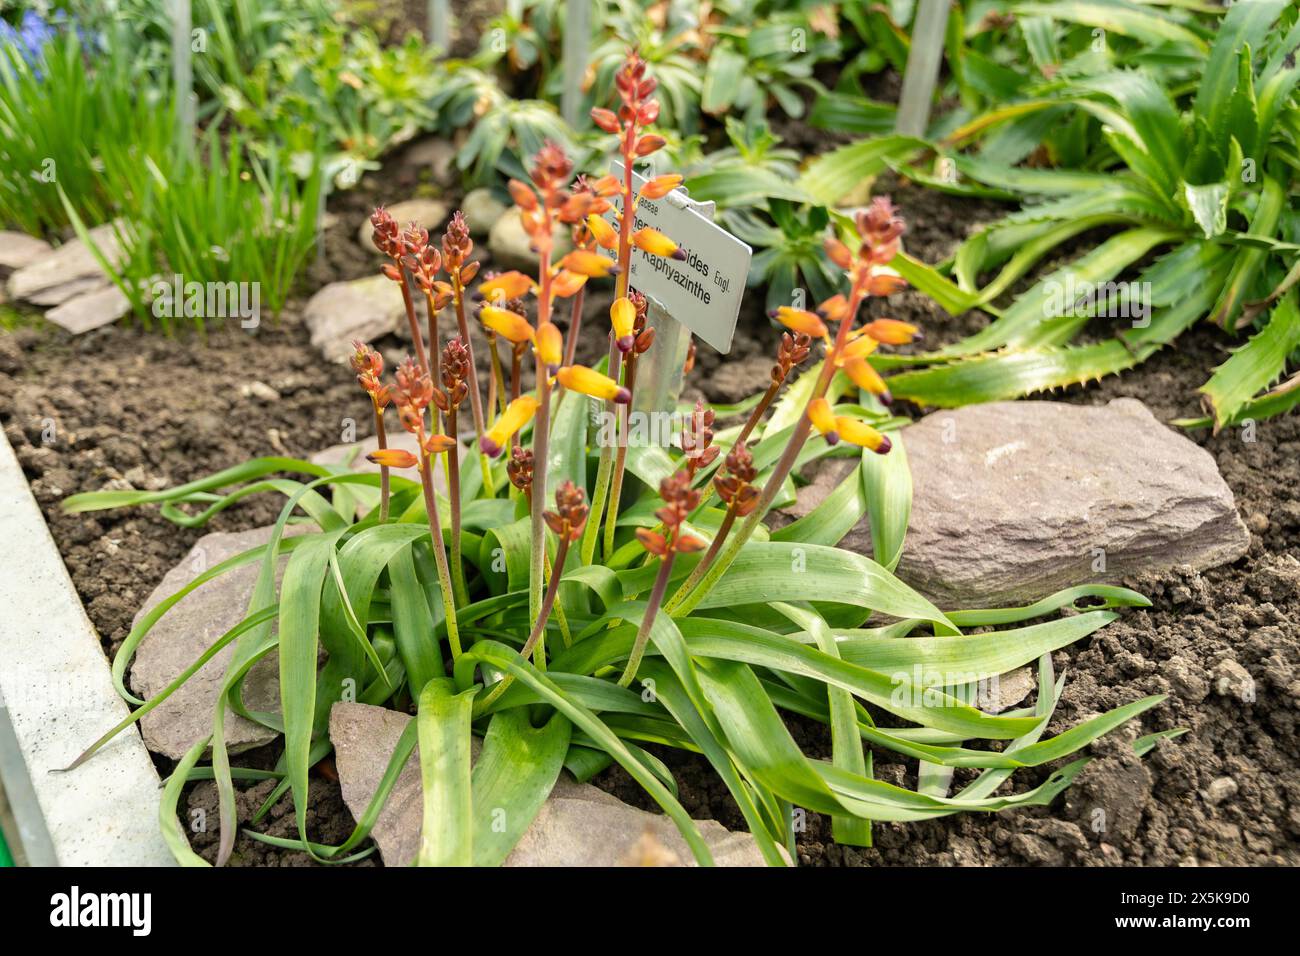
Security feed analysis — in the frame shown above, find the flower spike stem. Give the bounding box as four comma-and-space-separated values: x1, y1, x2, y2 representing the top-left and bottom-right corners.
563, 286, 585, 367
445, 406, 468, 605
451, 276, 496, 495
373, 401, 391, 522
476, 533, 571, 714
488, 331, 507, 417
419, 449, 462, 660
581, 332, 622, 565
618, 548, 675, 688
603, 345, 639, 559
398, 273, 430, 374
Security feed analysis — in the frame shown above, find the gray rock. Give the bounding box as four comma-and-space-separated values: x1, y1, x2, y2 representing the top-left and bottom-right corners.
1204, 777, 1238, 805
44, 283, 130, 334
7, 222, 123, 303
791, 399, 1249, 609
359, 199, 451, 253
130, 525, 311, 760
488, 209, 571, 271
976, 666, 1036, 713
460, 188, 508, 237
1212, 659, 1254, 700
329, 702, 770, 867
0, 231, 52, 271
304, 274, 407, 361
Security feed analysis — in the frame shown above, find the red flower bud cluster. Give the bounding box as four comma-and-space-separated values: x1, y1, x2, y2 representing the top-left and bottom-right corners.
591, 50, 663, 158
349, 340, 390, 408
680, 399, 718, 477
543, 480, 589, 542
434, 338, 470, 413
714, 441, 760, 517
636, 471, 704, 556
507, 446, 534, 494
773, 332, 812, 386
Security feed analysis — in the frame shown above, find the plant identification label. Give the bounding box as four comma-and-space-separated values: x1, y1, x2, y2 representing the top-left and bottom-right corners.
610, 162, 751, 354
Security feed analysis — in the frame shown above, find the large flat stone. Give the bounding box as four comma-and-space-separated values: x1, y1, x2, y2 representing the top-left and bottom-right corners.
786, 399, 1250, 609
44, 283, 130, 334
304, 274, 407, 361
329, 703, 769, 867
130, 525, 310, 760
7, 222, 122, 304
0, 231, 52, 271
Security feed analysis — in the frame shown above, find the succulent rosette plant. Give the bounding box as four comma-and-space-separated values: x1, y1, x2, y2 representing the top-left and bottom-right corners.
63, 51, 1169, 868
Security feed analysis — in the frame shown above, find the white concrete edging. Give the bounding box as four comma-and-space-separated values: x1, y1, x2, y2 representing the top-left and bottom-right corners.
0, 428, 174, 866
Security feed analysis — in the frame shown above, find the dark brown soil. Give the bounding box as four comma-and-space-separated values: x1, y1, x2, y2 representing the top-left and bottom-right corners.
2, 145, 1297, 868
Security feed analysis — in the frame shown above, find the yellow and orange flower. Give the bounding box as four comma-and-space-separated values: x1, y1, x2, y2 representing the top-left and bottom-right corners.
535, 321, 563, 367
772, 306, 828, 339
610, 296, 636, 351
367, 448, 418, 469
630, 227, 680, 258
478, 270, 534, 302
481, 396, 539, 457
479, 305, 535, 345
556, 365, 631, 404
559, 249, 618, 278
835, 417, 891, 453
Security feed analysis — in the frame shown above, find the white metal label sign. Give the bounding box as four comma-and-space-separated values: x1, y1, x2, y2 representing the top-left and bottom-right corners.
610, 163, 751, 354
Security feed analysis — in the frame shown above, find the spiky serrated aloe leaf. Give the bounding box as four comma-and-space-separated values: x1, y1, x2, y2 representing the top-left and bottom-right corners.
1073, 70, 1186, 195
1200, 289, 1300, 430
887, 249, 1228, 407
1194, 0, 1287, 142
1212, 174, 1286, 330
798, 135, 927, 205
1012, 1, 1208, 51
1175, 371, 1300, 429
939, 226, 1178, 355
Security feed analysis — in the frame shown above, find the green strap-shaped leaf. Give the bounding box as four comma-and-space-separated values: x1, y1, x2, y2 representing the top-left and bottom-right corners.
775, 603, 871, 846
416, 678, 478, 866
470, 709, 570, 867
859, 434, 910, 570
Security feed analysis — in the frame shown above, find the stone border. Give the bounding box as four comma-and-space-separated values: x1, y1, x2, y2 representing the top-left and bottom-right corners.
0, 429, 173, 866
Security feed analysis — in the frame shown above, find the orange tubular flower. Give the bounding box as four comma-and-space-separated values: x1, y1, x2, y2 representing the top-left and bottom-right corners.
551, 269, 589, 298
478, 271, 534, 302
422, 434, 457, 455
772, 306, 828, 339
630, 227, 682, 258
556, 365, 631, 404
535, 322, 563, 368
610, 296, 636, 351
481, 396, 539, 458
640, 174, 683, 200
480, 305, 535, 345
808, 397, 839, 444
818, 293, 850, 323
559, 249, 618, 278
586, 213, 618, 250
835, 417, 891, 454
843, 357, 892, 405
861, 318, 922, 345
367, 448, 418, 469
840, 333, 880, 361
